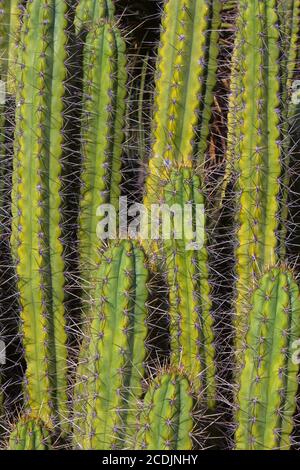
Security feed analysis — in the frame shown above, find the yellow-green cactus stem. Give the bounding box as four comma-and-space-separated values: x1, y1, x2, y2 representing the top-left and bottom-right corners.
235, 267, 300, 450
78, 23, 126, 284
74, 0, 114, 34
73, 240, 149, 450
11, 0, 69, 429
8, 415, 51, 450
146, 165, 215, 407
145, 0, 221, 203
227, 0, 282, 346
135, 371, 194, 450
277, 0, 300, 257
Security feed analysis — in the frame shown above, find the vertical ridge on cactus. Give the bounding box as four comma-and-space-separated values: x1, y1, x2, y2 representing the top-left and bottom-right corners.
235, 267, 300, 450
10, 0, 69, 429
135, 371, 194, 450
73, 240, 149, 450
78, 21, 127, 296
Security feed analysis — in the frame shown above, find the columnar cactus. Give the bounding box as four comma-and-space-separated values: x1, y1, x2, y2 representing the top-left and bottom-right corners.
74, 0, 115, 34
10, 0, 69, 428
145, 0, 221, 203
135, 371, 194, 450
235, 267, 300, 450
73, 240, 149, 450
8, 415, 51, 450
227, 0, 282, 344
78, 22, 126, 284
149, 165, 216, 406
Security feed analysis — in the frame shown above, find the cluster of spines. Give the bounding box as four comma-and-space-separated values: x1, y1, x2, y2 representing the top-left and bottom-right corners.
235, 267, 300, 450
135, 370, 194, 450
8, 414, 51, 450
78, 22, 126, 286
73, 240, 149, 450
10, 0, 69, 429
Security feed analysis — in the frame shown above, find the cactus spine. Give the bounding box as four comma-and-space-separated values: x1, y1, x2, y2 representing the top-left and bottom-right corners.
235, 267, 300, 450
145, 0, 220, 203
78, 22, 126, 283
73, 240, 149, 450
8, 415, 51, 450
227, 0, 281, 342
135, 371, 193, 450
11, 0, 68, 428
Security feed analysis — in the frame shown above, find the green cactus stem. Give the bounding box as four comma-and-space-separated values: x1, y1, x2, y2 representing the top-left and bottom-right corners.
73, 240, 149, 450
145, 0, 221, 204
11, 0, 69, 429
135, 371, 194, 450
74, 0, 115, 34
8, 415, 51, 450
78, 22, 126, 283
145, 165, 215, 407
226, 0, 282, 345
235, 267, 300, 450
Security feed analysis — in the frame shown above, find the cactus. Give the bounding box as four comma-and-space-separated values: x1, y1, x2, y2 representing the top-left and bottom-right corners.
148, 165, 216, 407
8, 415, 51, 450
135, 370, 194, 450
145, 0, 221, 203
10, 0, 69, 429
78, 22, 126, 283
277, 0, 300, 256
74, 0, 114, 34
226, 0, 282, 345
73, 240, 149, 450
235, 267, 300, 450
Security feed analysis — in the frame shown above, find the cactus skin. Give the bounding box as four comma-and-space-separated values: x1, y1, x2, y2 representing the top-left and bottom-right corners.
235, 267, 300, 450
11, 0, 68, 428
8, 415, 51, 450
226, 1, 281, 344
135, 371, 193, 450
73, 240, 149, 450
145, 0, 220, 203
151, 166, 215, 407
79, 23, 126, 280
74, 0, 114, 34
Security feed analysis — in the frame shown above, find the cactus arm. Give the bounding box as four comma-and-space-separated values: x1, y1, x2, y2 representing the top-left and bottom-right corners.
155, 166, 215, 407
74, 241, 148, 450
146, 0, 211, 198
74, 0, 115, 34
235, 268, 300, 450
231, 1, 281, 341
79, 24, 126, 273
11, 0, 68, 428
136, 372, 193, 450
